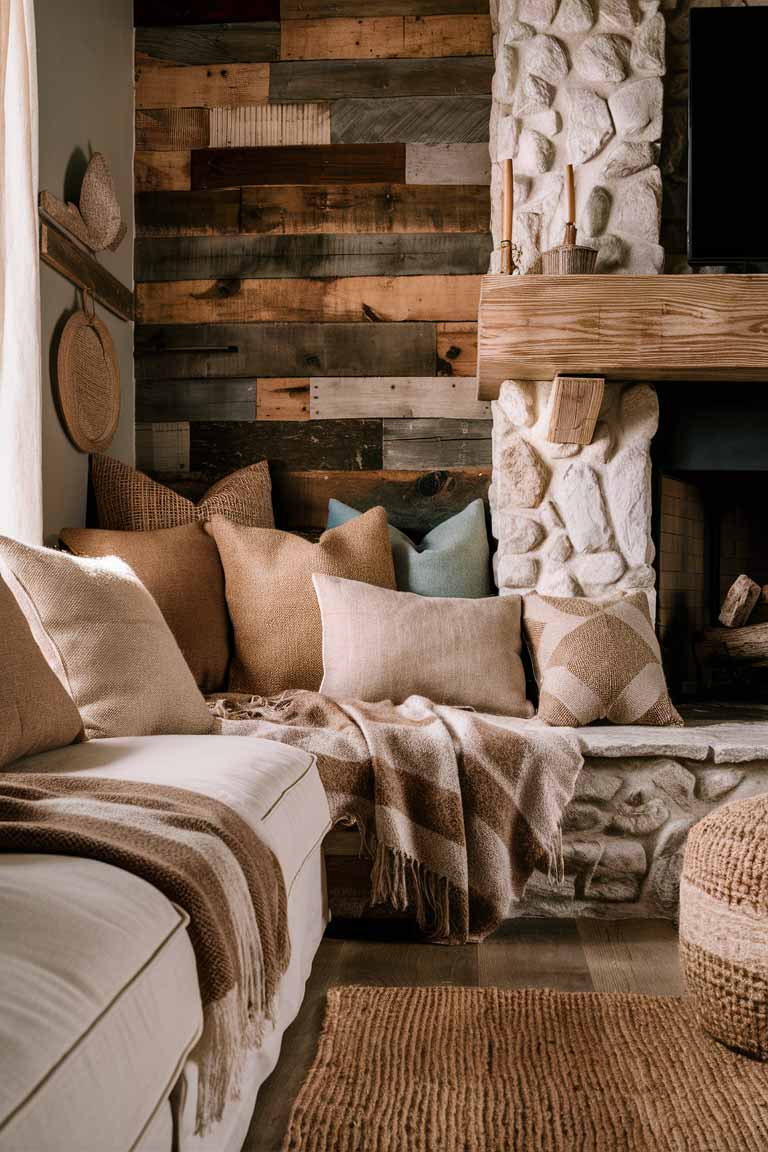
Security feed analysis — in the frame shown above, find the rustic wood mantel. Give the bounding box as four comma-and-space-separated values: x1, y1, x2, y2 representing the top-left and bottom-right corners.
476, 274, 768, 399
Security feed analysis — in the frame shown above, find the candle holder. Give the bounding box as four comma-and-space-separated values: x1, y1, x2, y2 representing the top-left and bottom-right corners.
541, 164, 597, 275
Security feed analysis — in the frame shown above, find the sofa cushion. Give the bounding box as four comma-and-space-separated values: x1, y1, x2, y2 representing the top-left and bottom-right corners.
0, 536, 214, 740
0, 854, 202, 1152
209, 508, 396, 696
0, 573, 82, 770
326, 498, 492, 598
61, 523, 230, 694
92, 454, 274, 532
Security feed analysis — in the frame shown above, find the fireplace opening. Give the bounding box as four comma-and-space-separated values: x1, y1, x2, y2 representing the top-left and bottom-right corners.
653, 385, 768, 702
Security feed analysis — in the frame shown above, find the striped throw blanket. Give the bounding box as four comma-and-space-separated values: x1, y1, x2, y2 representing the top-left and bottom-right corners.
0, 773, 289, 1133
211, 693, 583, 942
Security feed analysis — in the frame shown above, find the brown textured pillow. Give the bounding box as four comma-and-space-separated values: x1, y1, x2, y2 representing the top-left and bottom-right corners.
92, 454, 274, 531
522, 591, 683, 728
60, 523, 230, 693
209, 507, 396, 696
0, 536, 214, 740
0, 572, 83, 768
314, 574, 534, 716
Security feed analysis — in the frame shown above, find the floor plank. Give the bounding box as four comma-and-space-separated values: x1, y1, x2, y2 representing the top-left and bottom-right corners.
577, 918, 685, 997
478, 917, 594, 992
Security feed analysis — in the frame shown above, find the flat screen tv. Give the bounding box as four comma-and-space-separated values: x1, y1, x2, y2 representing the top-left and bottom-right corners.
688, 9, 763, 266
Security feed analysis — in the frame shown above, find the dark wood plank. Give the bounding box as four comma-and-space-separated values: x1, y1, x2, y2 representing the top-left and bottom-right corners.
268, 57, 494, 102
40, 224, 134, 322
271, 467, 490, 536
240, 183, 490, 235
135, 189, 242, 237
136, 108, 209, 151
191, 144, 406, 189
134, 233, 493, 281
134, 322, 437, 379
383, 417, 491, 469
136, 380, 256, 422
281, 1, 490, 14
136, 22, 280, 64
331, 97, 490, 145
135, 0, 279, 24
478, 919, 594, 992
336, 938, 479, 987
190, 419, 383, 476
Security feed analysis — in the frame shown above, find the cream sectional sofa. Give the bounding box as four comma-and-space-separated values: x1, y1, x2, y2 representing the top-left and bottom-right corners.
0, 735, 331, 1152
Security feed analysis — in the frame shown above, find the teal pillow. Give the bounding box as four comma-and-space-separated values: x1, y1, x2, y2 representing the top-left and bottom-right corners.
326, 498, 492, 598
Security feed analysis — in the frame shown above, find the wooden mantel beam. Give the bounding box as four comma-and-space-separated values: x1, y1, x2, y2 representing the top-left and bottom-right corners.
476, 273, 768, 399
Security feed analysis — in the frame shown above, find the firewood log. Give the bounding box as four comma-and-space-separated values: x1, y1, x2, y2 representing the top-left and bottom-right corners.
718, 575, 761, 628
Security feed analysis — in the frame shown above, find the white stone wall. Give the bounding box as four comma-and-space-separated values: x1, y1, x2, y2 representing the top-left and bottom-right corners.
490, 0, 666, 274
491, 379, 658, 601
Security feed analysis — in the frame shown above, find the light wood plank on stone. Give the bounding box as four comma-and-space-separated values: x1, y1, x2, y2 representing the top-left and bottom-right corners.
135, 151, 191, 192
383, 417, 491, 469
256, 378, 310, 420
330, 97, 490, 145
311, 376, 489, 419
135, 23, 280, 64
577, 919, 685, 997
209, 103, 330, 147
406, 142, 491, 184
135, 59, 269, 109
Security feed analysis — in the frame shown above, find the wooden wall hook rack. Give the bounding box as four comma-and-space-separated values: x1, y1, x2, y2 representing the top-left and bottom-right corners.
39, 217, 134, 323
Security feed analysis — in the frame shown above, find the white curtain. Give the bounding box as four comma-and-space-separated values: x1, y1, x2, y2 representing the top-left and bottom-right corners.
0, 0, 41, 544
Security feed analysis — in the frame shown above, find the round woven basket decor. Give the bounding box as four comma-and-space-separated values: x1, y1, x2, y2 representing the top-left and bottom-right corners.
55, 309, 120, 453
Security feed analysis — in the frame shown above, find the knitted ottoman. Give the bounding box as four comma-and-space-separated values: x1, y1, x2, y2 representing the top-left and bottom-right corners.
680, 797, 768, 1058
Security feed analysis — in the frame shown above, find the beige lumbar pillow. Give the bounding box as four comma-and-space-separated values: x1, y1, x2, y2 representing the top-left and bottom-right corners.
313, 574, 534, 717
0, 536, 214, 740
208, 507, 396, 696
523, 590, 683, 728
0, 573, 84, 769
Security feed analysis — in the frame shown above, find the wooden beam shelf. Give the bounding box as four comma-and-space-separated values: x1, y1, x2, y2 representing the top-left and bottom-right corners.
476, 274, 768, 399
40, 222, 134, 322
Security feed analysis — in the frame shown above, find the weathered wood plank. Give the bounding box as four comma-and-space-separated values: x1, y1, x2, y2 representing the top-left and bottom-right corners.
436, 321, 478, 376
136, 23, 280, 64
134, 234, 492, 281
134, 1, 279, 25
134, 322, 437, 379
281, 1, 489, 15
135, 60, 269, 110
311, 376, 489, 418
382, 417, 491, 468
40, 224, 134, 322
209, 103, 330, 147
135, 151, 191, 192
280, 15, 491, 59
191, 144, 406, 189
268, 57, 493, 101
136, 189, 242, 236
135, 274, 482, 324
190, 419, 383, 476
406, 142, 490, 184
330, 97, 490, 145
136, 380, 256, 422
135, 108, 210, 151
257, 378, 310, 420
135, 422, 190, 473
271, 467, 490, 537
239, 183, 490, 235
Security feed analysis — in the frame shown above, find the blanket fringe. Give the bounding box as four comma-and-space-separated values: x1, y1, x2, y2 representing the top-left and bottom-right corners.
371, 842, 452, 941
546, 824, 565, 889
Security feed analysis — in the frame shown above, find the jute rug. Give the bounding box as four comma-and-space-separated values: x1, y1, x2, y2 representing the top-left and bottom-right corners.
282, 985, 768, 1151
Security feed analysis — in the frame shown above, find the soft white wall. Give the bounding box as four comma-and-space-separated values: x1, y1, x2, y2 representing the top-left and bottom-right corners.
35, 0, 134, 540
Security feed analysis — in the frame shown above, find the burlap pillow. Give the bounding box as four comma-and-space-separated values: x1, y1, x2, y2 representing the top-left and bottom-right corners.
314, 574, 533, 716
0, 572, 83, 769
60, 523, 230, 693
0, 536, 214, 740
523, 591, 682, 727
92, 454, 274, 531
209, 507, 396, 696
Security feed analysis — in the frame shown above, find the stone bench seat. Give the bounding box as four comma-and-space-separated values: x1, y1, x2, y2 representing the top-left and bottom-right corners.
574, 703, 768, 764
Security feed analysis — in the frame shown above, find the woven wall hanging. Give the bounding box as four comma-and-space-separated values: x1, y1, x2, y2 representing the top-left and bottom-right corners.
55, 292, 120, 453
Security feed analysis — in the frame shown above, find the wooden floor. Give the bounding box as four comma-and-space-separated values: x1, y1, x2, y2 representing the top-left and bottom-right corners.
244, 918, 683, 1152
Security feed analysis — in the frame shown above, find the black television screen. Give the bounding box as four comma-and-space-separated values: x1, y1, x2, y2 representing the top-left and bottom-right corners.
688, 9, 763, 265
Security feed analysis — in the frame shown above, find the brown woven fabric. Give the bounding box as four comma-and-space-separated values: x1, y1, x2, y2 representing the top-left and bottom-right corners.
283, 985, 768, 1152
92, 454, 274, 532
209, 508, 396, 696
0, 772, 289, 1133
680, 797, 768, 1059
61, 522, 230, 693
0, 575, 83, 768
212, 691, 581, 942
523, 591, 682, 727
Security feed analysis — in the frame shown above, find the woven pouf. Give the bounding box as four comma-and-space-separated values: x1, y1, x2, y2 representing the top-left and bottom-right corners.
680, 797, 768, 1058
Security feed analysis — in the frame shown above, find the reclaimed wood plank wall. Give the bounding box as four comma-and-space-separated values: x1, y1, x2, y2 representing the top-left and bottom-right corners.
133, 0, 493, 527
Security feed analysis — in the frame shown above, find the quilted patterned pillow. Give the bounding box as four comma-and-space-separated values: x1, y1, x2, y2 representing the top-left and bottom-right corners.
522, 591, 683, 728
